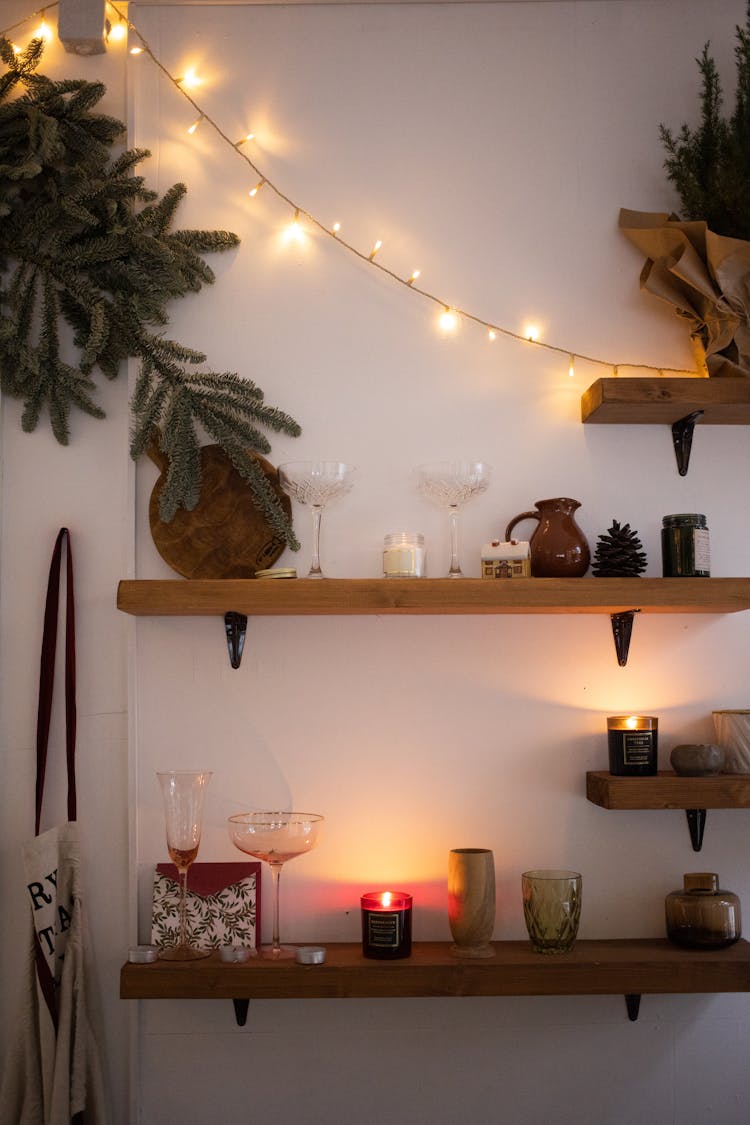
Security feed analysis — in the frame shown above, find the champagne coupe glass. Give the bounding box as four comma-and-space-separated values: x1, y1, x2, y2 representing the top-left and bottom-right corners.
228, 811, 324, 959
157, 770, 213, 961
415, 461, 492, 577
278, 462, 355, 578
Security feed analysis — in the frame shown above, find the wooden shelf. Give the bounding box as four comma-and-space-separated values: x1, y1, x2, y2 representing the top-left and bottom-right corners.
117, 577, 750, 618
586, 771, 750, 811
121, 939, 750, 1004
581, 377, 750, 425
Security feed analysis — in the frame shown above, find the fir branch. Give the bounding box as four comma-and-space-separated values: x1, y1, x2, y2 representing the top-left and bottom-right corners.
0, 39, 301, 536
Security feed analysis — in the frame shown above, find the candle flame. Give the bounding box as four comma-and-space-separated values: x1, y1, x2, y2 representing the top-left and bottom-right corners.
381, 891, 392, 907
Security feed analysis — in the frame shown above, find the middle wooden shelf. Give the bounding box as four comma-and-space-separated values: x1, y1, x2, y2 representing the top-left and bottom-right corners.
117, 576, 750, 617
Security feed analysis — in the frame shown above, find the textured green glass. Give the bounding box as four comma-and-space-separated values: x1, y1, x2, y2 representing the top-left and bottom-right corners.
521, 870, 582, 954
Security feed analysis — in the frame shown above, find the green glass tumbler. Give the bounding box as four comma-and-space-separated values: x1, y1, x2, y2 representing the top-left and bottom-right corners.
521, 869, 582, 954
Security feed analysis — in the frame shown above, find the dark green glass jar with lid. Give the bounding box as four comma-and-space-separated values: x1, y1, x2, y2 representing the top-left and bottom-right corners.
661, 513, 710, 577
665, 873, 741, 949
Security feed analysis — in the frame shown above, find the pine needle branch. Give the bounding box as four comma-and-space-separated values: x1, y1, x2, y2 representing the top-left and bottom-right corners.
0, 39, 301, 535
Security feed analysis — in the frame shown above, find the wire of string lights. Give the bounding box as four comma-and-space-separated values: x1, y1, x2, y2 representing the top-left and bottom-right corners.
4, 1, 701, 379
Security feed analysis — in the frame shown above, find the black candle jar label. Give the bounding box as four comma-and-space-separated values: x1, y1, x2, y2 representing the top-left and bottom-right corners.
622, 732, 653, 765
366, 911, 403, 948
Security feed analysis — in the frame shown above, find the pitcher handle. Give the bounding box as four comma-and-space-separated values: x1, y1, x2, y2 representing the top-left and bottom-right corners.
504, 511, 539, 540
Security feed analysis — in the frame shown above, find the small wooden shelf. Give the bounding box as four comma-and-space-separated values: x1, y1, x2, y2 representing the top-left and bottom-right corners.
581, 377, 750, 425
120, 939, 750, 1025
117, 577, 750, 618
586, 771, 750, 851
586, 771, 750, 811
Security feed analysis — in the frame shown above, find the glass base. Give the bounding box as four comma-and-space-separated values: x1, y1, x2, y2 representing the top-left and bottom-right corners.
449, 942, 496, 959
306, 571, 325, 579
258, 944, 297, 960
158, 944, 211, 961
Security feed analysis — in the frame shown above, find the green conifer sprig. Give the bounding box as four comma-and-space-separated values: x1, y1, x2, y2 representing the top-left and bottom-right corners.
0, 38, 301, 544
660, 2, 750, 239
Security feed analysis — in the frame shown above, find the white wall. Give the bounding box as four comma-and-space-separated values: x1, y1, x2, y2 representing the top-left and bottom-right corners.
3, 2, 750, 1123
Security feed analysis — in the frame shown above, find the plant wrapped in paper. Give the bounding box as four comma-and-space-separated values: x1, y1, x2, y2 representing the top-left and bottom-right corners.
621, 5, 750, 377
619, 208, 750, 377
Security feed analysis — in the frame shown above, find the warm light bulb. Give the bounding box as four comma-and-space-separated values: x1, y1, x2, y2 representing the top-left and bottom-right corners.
368, 239, 382, 261
180, 68, 202, 89
109, 22, 126, 43
439, 308, 458, 332
568, 353, 575, 378
187, 116, 203, 135
488, 329, 497, 341
235, 132, 255, 146
11, 43, 22, 55
332, 221, 341, 236
524, 323, 541, 343
283, 209, 306, 245
34, 19, 54, 42
129, 45, 143, 55
407, 269, 421, 286
248, 180, 264, 198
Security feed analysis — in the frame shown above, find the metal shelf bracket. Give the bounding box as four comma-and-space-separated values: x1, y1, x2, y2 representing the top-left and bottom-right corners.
672, 410, 704, 476
610, 609, 640, 666
625, 993, 641, 1021
686, 808, 707, 852
224, 612, 248, 669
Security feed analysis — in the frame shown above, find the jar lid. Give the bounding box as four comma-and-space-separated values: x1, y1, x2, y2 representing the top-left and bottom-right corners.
662, 513, 707, 527
683, 872, 719, 892
255, 568, 298, 579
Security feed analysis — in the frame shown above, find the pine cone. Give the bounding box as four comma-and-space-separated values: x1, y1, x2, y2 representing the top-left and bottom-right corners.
592, 520, 647, 577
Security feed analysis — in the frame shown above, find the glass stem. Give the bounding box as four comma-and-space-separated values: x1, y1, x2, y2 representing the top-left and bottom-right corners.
309, 505, 323, 578
270, 861, 284, 954
178, 867, 188, 949
447, 505, 462, 577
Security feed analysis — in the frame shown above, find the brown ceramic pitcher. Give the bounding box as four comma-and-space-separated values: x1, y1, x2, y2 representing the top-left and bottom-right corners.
505, 498, 590, 577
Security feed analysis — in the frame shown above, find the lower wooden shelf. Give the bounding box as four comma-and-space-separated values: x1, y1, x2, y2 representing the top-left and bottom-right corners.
121, 939, 750, 1025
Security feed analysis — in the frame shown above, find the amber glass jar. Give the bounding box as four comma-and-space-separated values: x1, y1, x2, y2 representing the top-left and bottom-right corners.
665, 873, 741, 949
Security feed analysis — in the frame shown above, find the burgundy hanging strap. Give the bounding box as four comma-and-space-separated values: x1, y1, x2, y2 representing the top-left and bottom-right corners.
35, 527, 77, 835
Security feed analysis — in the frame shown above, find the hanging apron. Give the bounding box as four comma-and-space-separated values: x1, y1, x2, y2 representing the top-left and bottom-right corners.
0, 529, 109, 1125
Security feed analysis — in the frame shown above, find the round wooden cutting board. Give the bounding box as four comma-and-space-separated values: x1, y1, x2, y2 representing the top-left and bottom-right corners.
148, 444, 293, 579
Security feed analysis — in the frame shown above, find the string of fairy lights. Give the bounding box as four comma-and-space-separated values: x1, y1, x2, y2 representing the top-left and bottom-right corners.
4, 2, 701, 379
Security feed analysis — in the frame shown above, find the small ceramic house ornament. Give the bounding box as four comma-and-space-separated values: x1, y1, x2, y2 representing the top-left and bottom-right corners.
481, 539, 531, 579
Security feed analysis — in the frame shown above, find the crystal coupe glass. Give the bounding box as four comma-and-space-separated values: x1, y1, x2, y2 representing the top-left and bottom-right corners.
228, 811, 324, 959
415, 461, 491, 577
157, 770, 212, 961
278, 461, 355, 578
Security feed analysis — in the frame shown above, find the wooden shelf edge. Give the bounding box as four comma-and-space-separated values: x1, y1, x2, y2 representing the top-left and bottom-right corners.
581, 377, 750, 425
120, 939, 750, 1002
116, 577, 750, 618
586, 771, 750, 810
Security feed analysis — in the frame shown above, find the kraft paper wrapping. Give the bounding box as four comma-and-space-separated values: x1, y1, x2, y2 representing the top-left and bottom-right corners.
619, 207, 750, 376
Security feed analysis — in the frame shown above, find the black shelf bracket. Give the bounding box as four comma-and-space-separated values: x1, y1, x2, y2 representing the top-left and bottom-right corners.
625, 993, 641, 1021
610, 609, 640, 666
224, 612, 248, 669
672, 410, 704, 476
686, 808, 707, 852
232, 998, 250, 1026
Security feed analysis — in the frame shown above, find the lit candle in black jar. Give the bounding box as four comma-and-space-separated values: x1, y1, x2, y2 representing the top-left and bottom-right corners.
607, 715, 658, 776
361, 891, 412, 959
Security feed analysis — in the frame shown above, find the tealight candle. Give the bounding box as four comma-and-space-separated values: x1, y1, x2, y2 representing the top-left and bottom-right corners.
361, 891, 413, 959
607, 715, 658, 776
